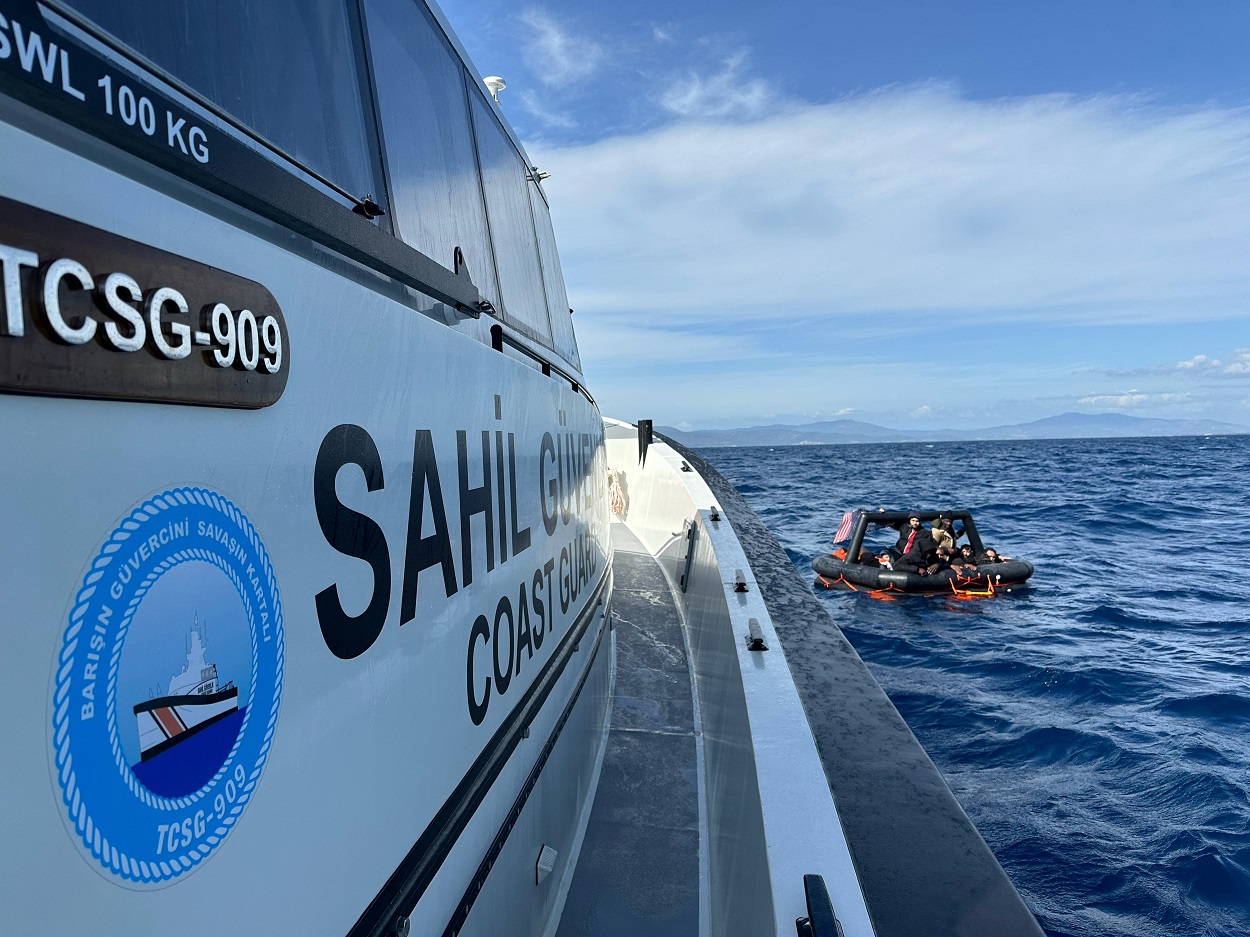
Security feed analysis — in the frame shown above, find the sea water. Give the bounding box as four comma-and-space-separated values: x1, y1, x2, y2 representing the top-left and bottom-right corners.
701, 434, 1250, 937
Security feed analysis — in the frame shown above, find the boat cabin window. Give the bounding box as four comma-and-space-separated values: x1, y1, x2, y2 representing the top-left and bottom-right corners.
62, 0, 381, 199
530, 183, 581, 370
61, 0, 584, 370
471, 92, 555, 344
361, 0, 500, 301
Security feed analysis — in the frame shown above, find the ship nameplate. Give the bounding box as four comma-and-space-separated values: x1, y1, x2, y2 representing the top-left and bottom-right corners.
0, 196, 288, 408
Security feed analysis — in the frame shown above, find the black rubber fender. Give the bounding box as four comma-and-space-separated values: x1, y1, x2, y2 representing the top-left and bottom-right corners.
813, 554, 1033, 593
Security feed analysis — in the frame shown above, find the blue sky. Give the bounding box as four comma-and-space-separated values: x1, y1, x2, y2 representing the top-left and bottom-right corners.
440, 0, 1250, 430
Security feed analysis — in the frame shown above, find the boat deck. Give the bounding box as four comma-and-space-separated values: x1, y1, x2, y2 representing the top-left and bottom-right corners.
557, 523, 702, 936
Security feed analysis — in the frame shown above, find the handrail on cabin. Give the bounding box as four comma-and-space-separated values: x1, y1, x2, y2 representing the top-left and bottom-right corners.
489, 324, 597, 410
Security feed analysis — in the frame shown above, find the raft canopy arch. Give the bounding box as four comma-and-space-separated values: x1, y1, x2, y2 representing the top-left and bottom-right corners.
845, 509, 985, 561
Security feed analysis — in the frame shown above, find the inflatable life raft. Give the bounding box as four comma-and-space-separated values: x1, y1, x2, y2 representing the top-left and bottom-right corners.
812, 509, 1034, 596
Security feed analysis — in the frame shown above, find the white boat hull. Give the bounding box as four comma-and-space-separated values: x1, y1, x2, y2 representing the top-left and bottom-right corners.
135, 690, 240, 760
0, 104, 608, 934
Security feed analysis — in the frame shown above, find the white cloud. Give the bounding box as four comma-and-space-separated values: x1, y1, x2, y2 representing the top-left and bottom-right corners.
572, 315, 758, 368
519, 89, 577, 129
519, 9, 603, 89
1169, 348, 1250, 375
520, 85, 1250, 424
1077, 392, 1187, 408
658, 50, 776, 119
652, 24, 676, 44
1221, 349, 1250, 374
1176, 354, 1221, 369
535, 86, 1250, 327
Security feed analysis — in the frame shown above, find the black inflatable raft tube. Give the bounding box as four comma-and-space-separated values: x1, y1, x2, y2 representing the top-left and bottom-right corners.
812, 554, 1034, 594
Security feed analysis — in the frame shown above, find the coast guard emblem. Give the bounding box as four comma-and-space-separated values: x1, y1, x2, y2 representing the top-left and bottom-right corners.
52, 488, 284, 885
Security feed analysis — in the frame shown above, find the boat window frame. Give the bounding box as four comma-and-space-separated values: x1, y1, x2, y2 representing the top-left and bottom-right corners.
44, 0, 390, 216
1, 0, 586, 375
2, 0, 474, 310
412, 0, 584, 369
344, 0, 397, 235
464, 79, 558, 348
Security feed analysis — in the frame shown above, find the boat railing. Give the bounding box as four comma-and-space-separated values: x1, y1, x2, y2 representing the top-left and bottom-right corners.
490, 324, 597, 409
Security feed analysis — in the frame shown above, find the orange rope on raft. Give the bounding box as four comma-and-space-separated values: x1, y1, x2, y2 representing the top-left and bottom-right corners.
818, 564, 1016, 599
949, 575, 995, 599
817, 555, 1019, 599
816, 573, 863, 592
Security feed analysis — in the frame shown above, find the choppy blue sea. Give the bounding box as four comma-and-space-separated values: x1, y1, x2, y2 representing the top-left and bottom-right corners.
701, 435, 1250, 937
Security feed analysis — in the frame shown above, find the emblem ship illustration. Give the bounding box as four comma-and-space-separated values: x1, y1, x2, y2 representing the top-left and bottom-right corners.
131, 617, 244, 796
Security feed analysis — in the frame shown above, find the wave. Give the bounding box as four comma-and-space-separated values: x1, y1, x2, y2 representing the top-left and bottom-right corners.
1157, 693, 1250, 724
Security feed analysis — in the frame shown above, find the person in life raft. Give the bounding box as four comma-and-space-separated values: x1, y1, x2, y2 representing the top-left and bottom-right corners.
892, 513, 936, 574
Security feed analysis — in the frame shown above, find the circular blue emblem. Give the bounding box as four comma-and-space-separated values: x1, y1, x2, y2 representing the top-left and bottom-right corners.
52, 488, 284, 885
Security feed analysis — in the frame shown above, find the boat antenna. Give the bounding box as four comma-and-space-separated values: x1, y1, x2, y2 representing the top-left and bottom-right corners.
483, 76, 507, 104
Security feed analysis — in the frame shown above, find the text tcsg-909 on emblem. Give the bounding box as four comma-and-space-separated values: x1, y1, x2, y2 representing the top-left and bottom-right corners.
0, 196, 288, 408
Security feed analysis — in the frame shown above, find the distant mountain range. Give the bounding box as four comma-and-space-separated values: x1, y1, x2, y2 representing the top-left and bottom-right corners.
660, 412, 1250, 448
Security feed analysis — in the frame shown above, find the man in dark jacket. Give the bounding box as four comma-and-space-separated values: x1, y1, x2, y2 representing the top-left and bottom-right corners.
898, 542, 952, 576
894, 513, 936, 569
929, 545, 955, 572
976, 547, 1007, 564
952, 543, 979, 569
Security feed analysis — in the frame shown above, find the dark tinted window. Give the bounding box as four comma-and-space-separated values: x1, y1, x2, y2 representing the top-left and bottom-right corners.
363, 0, 498, 299
529, 184, 580, 370
471, 93, 553, 343
65, 0, 379, 198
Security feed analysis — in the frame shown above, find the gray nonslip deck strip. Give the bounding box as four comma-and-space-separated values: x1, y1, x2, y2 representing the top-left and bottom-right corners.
556, 523, 701, 936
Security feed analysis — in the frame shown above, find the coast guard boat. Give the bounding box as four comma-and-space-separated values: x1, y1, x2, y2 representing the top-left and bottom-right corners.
0, 1, 1042, 935
132, 618, 239, 764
